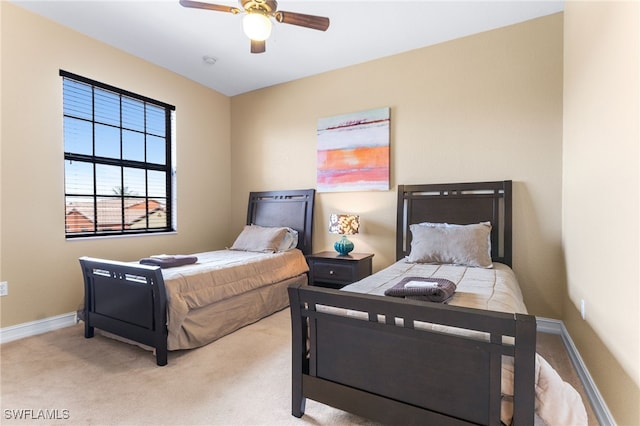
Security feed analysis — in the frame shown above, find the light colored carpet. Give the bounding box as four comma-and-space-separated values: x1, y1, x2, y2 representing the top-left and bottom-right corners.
1, 309, 376, 426
1, 309, 596, 425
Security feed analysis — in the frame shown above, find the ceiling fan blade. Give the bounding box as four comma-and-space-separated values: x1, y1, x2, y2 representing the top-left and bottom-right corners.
275, 11, 330, 31
179, 0, 240, 14
251, 39, 266, 54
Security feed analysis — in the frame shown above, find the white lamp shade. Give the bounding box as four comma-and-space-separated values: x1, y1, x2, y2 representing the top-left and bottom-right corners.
243, 12, 272, 41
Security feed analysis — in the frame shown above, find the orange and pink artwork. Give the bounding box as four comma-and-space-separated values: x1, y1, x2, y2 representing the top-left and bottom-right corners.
317, 107, 390, 192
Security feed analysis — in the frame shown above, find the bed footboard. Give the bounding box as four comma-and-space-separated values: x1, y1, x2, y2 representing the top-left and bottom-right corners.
288, 284, 536, 426
79, 257, 168, 366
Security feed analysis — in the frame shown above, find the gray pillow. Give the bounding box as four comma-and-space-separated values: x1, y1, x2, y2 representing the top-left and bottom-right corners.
230, 225, 289, 253
407, 222, 493, 268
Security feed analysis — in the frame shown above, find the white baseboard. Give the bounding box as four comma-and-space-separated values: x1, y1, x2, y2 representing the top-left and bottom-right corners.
0, 312, 78, 345
537, 317, 617, 426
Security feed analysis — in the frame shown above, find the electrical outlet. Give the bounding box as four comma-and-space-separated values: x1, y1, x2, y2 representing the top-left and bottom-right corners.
580, 299, 586, 320
0, 281, 8, 297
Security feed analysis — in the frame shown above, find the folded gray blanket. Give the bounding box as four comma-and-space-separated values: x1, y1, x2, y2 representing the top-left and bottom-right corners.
384, 277, 456, 303
139, 255, 198, 268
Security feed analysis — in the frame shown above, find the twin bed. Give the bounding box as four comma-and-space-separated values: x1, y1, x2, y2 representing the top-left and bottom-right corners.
79, 189, 315, 366
79, 181, 586, 425
287, 180, 587, 425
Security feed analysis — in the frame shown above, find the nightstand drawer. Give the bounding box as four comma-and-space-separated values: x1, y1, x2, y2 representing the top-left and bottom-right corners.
306, 251, 374, 289
313, 261, 354, 282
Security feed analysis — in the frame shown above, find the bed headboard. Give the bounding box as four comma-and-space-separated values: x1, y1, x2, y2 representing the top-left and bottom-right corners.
247, 189, 316, 256
396, 180, 512, 266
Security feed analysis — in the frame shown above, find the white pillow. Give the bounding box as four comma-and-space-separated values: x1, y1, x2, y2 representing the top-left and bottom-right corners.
407, 222, 493, 268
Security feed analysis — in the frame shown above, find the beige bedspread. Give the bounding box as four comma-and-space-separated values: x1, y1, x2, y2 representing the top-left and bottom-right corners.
334, 260, 588, 426
342, 261, 528, 313
161, 249, 308, 350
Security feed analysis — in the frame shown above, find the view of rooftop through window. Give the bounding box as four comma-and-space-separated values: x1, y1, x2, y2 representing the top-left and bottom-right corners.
61, 70, 175, 237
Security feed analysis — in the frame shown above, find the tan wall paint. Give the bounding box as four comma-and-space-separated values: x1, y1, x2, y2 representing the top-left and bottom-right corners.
231, 14, 565, 319
562, 1, 639, 424
0, 1, 4, 300
0, 3, 232, 327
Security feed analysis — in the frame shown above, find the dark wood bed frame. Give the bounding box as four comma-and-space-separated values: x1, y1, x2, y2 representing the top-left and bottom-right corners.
79, 188, 315, 366
288, 180, 537, 425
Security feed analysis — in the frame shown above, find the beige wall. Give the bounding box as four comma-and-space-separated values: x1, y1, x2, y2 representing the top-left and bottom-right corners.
562, 1, 639, 424
231, 14, 565, 319
0, 3, 232, 326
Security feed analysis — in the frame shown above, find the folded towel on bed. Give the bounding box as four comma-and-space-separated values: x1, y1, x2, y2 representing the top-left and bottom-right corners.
139, 255, 198, 268
384, 277, 456, 303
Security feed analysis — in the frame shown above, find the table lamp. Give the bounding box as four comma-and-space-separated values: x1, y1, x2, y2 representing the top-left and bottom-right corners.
329, 213, 360, 256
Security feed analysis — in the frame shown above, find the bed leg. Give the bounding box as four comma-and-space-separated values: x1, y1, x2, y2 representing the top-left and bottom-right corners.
155, 336, 168, 366
288, 284, 306, 417
292, 394, 306, 418
156, 349, 167, 367
84, 321, 94, 339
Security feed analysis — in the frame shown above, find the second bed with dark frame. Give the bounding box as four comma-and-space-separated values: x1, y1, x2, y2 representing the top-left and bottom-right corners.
288, 180, 538, 425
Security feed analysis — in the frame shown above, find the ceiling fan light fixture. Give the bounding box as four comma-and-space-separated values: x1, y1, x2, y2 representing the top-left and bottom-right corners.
243, 12, 272, 41
180, 0, 329, 54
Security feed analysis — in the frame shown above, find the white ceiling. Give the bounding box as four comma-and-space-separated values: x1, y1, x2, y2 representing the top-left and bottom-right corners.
12, 0, 564, 96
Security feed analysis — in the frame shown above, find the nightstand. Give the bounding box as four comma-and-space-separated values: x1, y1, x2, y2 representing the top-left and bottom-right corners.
306, 251, 374, 289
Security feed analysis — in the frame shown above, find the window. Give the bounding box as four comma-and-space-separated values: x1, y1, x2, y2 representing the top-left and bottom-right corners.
61, 70, 175, 238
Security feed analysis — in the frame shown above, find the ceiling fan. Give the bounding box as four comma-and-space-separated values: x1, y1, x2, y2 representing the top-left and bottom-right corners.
179, 0, 330, 54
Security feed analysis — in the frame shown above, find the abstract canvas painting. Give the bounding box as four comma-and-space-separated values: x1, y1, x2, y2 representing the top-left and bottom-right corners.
317, 107, 390, 192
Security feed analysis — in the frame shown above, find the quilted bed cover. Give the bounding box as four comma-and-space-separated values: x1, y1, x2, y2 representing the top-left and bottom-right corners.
160, 249, 309, 350
335, 261, 588, 426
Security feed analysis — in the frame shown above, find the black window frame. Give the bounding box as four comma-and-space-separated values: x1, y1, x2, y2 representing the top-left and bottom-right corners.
61, 70, 176, 239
